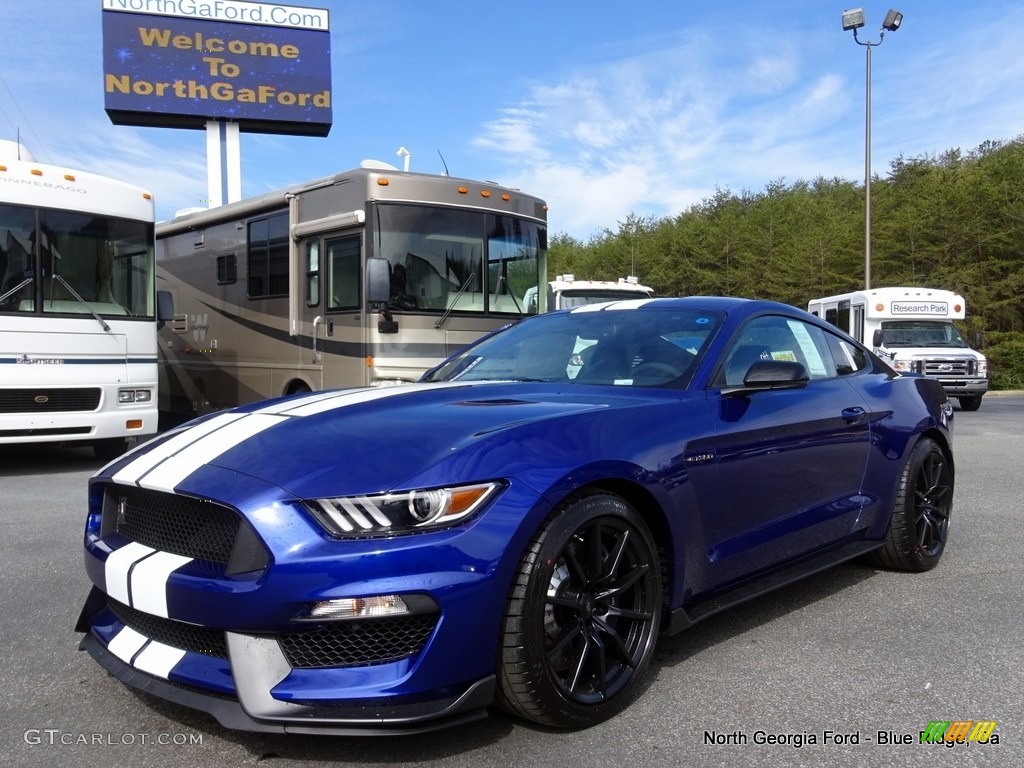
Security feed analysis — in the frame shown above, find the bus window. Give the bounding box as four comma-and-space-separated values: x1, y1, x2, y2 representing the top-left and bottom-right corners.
305, 240, 320, 307
327, 236, 360, 311
248, 212, 289, 298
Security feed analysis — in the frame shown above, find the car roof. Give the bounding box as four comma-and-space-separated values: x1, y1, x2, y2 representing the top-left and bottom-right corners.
565, 296, 798, 314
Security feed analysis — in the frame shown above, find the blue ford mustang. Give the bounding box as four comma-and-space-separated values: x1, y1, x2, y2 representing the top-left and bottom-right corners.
77, 297, 954, 734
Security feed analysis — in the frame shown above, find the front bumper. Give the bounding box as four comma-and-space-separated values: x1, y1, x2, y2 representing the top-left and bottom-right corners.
76, 467, 547, 733
78, 629, 494, 735
935, 378, 988, 397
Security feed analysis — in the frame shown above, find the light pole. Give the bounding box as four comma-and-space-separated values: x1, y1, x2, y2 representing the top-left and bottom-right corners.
841, 8, 902, 290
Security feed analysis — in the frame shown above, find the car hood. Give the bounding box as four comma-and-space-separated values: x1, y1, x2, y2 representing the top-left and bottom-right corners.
112, 382, 679, 501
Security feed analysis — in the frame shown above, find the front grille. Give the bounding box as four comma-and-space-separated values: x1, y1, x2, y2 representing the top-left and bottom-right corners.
922, 358, 973, 376
0, 387, 101, 413
105, 485, 268, 572
278, 615, 439, 669
108, 598, 228, 659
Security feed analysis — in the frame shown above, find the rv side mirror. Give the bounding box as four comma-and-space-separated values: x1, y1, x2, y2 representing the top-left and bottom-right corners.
156, 290, 174, 326
366, 257, 390, 306
872, 329, 883, 347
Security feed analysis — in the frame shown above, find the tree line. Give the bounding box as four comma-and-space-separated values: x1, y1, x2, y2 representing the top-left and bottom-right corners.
548, 136, 1024, 389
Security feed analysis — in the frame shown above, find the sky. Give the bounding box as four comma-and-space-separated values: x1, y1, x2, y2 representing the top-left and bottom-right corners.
2, 1, 1024, 240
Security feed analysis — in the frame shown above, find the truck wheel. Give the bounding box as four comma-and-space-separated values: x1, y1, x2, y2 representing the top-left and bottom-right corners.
865, 437, 953, 572
496, 492, 661, 728
93, 438, 127, 462
958, 395, 982, 411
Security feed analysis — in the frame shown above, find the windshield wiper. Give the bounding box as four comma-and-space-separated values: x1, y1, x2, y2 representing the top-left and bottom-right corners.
52, 274, 111, 332
0, 277, 32, 304
497, 275, 524, 316
435, 272, 476, 329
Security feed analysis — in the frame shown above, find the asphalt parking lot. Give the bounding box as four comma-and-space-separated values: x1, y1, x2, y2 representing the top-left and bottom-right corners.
2, 395, 1021, 768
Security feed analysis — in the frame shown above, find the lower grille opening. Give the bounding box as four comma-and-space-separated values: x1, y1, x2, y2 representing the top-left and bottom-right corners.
107, 598, 228, 659
278, 615, 439, 669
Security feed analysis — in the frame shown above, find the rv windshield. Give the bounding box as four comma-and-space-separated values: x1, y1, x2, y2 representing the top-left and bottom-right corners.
880, 320, 969, 348
372, 203, 544, 315
0, 204, 154, 318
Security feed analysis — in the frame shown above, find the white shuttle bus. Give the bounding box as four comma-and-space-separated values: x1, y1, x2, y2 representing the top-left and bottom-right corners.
808, 286, 988, 410
0, 140, 162, 458
155, 166, 547, 421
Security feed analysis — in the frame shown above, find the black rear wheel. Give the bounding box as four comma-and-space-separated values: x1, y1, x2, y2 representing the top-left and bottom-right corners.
497, 492, 661, 727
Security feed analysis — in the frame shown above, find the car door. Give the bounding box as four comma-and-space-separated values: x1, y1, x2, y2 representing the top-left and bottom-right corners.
698, 314, 872, 588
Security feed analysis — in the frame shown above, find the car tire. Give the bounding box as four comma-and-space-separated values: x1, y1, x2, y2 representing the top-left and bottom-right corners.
496, 491, 662, 728
865, 437, 953, 572
958, 395, 983, 411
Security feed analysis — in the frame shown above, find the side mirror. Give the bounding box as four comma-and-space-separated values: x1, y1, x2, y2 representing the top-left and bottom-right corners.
872, 328, 883, 347
366, 257, 390, 307
156, 290, 174, 326
722, 360, 809, 397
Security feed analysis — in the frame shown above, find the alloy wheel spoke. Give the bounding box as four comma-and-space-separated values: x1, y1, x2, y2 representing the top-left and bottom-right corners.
591, 615, 637, 669
547, 622, 584, 664
567, 633, 592, 693
596, 563, 650, 602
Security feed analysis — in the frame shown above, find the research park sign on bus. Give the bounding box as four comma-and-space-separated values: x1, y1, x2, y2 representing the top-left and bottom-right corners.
101, 0, 332, 136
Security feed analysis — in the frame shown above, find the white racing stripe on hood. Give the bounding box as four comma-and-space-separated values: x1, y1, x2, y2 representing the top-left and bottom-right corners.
139, 413, 289, 492
271, 381, 472, 418
110, 382, 475, 494
112, 412, 246, 486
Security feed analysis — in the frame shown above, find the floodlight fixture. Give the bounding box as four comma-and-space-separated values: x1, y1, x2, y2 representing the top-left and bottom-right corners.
841, 8, 865, 31
841, 6, 905, 289
882, 9, 903, 31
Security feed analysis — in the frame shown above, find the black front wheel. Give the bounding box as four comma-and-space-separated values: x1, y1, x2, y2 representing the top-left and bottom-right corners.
866, 437, 953, 572
496, 492, 662, 728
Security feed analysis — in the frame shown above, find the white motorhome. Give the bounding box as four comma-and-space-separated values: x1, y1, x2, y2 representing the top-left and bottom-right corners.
523, 274, 654, 313
0, 140, 165, 458
808, 286, 988, 410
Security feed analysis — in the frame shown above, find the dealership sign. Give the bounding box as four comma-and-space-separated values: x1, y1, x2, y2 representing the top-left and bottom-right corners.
101, 0, 332, 136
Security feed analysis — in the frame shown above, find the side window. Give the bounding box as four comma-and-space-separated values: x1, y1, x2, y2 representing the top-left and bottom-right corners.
326, 235, 360, 311
216, 253, 237, 285
247, 212, 288, 298
305, 240, 320, 307
824, 331, 870, 375
717, 315, 837, 386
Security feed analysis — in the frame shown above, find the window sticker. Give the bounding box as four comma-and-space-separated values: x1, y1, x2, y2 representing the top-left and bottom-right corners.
787, 320, 829, 376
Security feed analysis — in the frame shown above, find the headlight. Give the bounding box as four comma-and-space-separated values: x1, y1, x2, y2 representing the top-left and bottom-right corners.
305, 482, 502, 537
117, 388, 153, 403
891, 360, 913, 373
977, 359, 988, 377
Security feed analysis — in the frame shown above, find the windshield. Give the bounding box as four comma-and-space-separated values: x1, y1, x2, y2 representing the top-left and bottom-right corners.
0, 204, 154, 318
424, 306, 723, 388
372, 203, 544, 315
880, 320, 968, 348
559, 289, 653, 308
